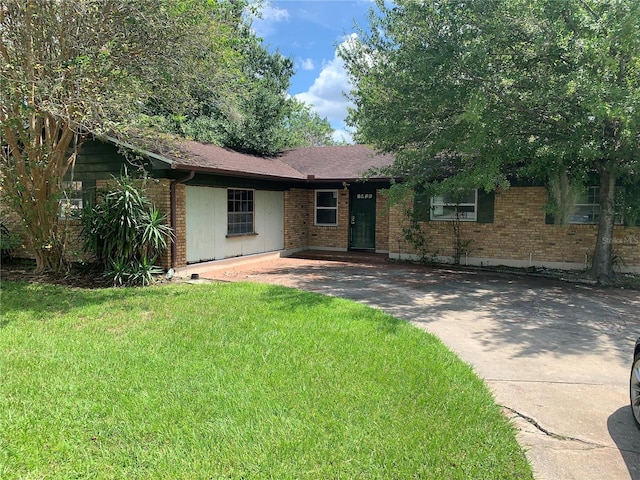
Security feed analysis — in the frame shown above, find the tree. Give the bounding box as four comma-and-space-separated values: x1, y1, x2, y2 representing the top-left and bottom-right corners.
161, 13, 337, 154
179, 73, 339, 152
211, 41, 295, 155
283, 99, 336, 148
0, 0, 243, 273
341, 0, 640, 282
176, 34, 297, 156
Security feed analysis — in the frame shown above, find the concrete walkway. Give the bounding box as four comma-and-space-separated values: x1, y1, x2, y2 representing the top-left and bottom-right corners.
193, 252, 640, 480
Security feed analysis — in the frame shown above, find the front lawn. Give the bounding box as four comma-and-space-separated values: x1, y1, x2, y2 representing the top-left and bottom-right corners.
0, 281, 532, 479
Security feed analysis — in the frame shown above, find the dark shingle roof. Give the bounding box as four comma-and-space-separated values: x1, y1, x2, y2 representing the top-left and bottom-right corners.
277, 145, 394, 180
161, 141, 393, 181
165, 141, 307, 180
112, 136, 395, 182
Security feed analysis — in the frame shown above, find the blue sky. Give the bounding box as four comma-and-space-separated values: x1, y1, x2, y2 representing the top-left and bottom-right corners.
251, 1, 376, 143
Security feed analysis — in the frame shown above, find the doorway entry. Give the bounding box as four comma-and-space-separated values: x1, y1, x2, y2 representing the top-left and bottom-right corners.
349, 189, 376, 250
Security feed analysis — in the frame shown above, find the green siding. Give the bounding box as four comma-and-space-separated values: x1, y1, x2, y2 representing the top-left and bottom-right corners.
65, 140, 131, 181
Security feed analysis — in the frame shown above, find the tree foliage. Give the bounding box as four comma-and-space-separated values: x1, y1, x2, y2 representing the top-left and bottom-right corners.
341, 0, 640, 281
0, 0, 248, 272
170, 38, 337, 153
176, 38, 296, 155
284, 99, 336, 148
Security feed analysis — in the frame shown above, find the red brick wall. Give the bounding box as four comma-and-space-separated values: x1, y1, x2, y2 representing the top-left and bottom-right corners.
1, 201, 31, 259
0, 178, 173, 268
5, 180, 636, 272
283, 187, 390, 253
95, 178, 173, 269
172, 183, 187, 269
0, 195, 89, 262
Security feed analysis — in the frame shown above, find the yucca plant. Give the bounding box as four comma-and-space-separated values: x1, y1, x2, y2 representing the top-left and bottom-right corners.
106, 257, 162, 287
81, 173, 173, 286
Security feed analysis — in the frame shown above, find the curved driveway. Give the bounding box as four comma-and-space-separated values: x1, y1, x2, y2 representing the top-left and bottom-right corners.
196, 253, 640, 480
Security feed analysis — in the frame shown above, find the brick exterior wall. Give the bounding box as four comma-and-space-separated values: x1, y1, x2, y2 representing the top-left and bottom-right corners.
389, 201, 413, 256
282, 187, 391, 253
95, 178, 173, 269
284, 188, 309, 250
173, 183, 187, 269
1, 202, 31, 259
307, 189, 350, 249
389, 186, 640, 270
143, 179, 172, 269
0, 178, 173, 268
1, 194, 89, 262
375, 189, 390, 252
4, 180, 637, 272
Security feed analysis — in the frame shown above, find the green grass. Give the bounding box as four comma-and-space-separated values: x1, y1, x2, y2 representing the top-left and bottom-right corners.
0, 281, 533, 479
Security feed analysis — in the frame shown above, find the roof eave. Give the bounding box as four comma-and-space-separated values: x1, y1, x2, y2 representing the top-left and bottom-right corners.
103, 135, 174, 167
305, 175, 394, 183
171, 163, 306, 182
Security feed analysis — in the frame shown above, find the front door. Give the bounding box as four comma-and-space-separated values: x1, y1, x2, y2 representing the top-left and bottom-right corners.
349, 190, 376, 250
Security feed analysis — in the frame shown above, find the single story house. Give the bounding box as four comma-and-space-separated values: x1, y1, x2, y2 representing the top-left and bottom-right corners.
4, 137, 639, 273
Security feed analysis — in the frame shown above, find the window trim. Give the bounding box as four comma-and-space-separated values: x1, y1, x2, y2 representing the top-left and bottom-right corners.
430, 189, 478, 222
314, 189, 339, 226
568, 186, 599, 225
227, 188, 255, 236
58, 180, 83, 219
567, 185, 625, 225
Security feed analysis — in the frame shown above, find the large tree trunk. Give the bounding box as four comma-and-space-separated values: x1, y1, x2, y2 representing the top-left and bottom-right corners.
33, 241, 67, 274
0, 115, 77, 274
23, 187, 69, 274
590, 167, 616, 283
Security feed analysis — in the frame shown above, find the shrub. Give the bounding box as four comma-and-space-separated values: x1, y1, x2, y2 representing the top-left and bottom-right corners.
0, 223, 22, 262
81, 173, 173, 286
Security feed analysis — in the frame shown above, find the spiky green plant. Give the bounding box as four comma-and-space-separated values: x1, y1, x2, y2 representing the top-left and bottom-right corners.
81, 173, 172, 286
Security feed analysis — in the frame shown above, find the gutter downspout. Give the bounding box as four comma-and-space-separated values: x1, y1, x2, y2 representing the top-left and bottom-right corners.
169, 171, 195, 268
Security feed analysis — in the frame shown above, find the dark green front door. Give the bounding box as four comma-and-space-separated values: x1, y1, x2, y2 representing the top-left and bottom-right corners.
349, 190, 376, 250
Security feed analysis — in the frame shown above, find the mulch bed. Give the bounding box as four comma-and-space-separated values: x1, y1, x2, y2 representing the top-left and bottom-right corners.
1, 261, 111, 288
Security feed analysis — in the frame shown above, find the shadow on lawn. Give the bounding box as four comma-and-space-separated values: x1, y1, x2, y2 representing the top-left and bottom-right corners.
235, 259, 639, 366
255, 283, 405, 334
0, 280, 191, 327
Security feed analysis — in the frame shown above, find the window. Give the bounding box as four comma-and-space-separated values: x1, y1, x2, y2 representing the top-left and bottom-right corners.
567, 186, 626, 225
315, 190, 338, 225
58, 181, 83, 218
430, 190, 477, 221
569, 186, 599, 224
227, 189, 254, 235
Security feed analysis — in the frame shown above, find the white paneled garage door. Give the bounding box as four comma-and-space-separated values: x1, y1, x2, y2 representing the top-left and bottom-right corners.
185, 186, 284, 264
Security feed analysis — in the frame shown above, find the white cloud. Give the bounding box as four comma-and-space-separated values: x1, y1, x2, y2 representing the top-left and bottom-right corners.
294, 36, 355, 134
262, 4, 289, 22
251, 4, 289, 37
299, 58, 315, 71
332, 129, 354, 145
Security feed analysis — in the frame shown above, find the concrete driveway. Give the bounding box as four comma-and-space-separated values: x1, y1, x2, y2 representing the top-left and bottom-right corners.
191, 252, 640, 480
